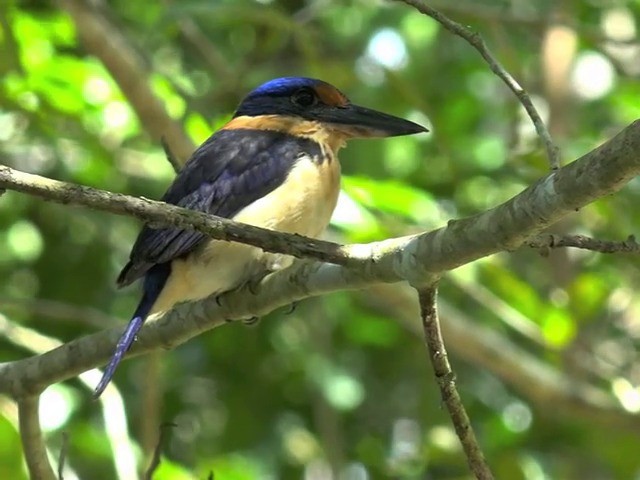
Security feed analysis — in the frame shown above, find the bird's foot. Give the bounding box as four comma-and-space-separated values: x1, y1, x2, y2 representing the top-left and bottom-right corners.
242, 316, 260, 326
247, 267, 277, 295
285, 302, 298, 315
247, 277, 263, 295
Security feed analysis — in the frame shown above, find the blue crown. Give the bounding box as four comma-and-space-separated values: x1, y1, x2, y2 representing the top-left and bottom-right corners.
247, 77, 322, 98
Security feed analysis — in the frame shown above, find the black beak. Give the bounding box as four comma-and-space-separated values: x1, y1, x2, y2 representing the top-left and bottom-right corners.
318, 104, 428, 138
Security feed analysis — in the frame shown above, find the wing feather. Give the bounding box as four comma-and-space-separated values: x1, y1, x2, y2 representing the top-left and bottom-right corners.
117, 128, 321, 287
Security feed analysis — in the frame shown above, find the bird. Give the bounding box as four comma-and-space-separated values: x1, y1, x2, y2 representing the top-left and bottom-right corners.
93, 77, 427, 397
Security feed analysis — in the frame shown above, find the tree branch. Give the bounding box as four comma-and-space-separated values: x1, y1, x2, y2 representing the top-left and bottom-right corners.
144, 423, 176, 480
395, 0, 561, 169
140, 351, 163, 459
415, 1, 639, 46
18, 395, 56, 480
57, 432, 69, 480
0, 119, 639, 397
57, 0, 195, 161
362, 284, 640, 431
0, 296, 119, 329
526, 234, 640, 255
417, 286, 494, 480
173, 15, 237, 87
1, 312, 138, 479
161, 136, 182, 174
0, 164, 354, 267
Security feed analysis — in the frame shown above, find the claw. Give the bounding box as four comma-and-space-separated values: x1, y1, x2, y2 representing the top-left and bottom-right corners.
247, 278, 261, 295
285, 302, 298, 315
242, 316, 260, 326
246, 266, 275, 295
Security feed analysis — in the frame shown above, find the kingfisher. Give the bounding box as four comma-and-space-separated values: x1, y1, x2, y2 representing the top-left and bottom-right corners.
93, 77, 426, 397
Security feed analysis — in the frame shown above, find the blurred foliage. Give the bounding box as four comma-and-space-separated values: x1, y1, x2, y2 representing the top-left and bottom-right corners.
1, 0, 640, 479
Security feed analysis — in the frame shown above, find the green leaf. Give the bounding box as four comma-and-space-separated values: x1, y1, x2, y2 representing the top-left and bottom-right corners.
342, 175, 439, 225
541, 308, 576, 347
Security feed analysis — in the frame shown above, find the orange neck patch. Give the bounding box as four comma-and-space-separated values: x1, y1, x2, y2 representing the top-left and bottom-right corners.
221, 115, 347, 155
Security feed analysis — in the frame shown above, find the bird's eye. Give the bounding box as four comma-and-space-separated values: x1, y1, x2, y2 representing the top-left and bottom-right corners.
292, 89, 317, 108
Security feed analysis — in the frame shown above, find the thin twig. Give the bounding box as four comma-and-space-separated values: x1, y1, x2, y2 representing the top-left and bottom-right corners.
57, 432, 69, 480
144, 422, 177, 480
363, 284, 640, 431
395, 0, 561, 169
0, 164, 352, 267
18, 396, 57, 480
0, 296, 119, 329
526, 234, 640, 255
417, 286, 494, 480
140, 352, 163, 459
174, 16, 236, 86
418, 0, 640, 46
58, 0, 195, 161
161, 136, 182, 174
0, 9, 25, 74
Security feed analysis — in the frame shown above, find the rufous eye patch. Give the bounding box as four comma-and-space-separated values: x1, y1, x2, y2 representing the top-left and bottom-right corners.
314, 83, 349, 107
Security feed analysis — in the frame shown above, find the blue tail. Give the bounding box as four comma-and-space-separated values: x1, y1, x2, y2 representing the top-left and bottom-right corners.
93, 263, 171, 398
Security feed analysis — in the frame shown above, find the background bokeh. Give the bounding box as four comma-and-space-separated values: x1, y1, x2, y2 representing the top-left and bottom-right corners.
1, 0, 640, 479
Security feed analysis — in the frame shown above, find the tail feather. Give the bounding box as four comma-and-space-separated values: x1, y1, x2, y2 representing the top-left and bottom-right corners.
93, 263, 171, 398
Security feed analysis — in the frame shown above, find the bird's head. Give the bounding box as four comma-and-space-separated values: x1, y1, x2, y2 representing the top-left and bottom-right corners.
233, 77, 427, 138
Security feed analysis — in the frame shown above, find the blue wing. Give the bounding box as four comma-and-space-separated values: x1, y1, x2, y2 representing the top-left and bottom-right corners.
94, 127, 325, 398
117, 128, 322, 287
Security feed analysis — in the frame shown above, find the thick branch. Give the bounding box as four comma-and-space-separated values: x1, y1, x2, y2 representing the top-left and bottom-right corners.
58, 0, 195, 161
395, 0, 560, 169
417, 286, 494, 480
18, 396, 56, 480
0, 120, 639, 397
